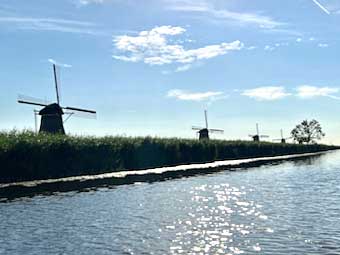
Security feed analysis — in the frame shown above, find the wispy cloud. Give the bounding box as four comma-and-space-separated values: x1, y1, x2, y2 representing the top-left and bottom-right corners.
318, 43, 329, 48
242, 86, 291, 101
175, 64, 192, 72
113, 25, 243, 66
164, 0, 285, 29
0, 16, 104, 35
264, 45, 275, 51
78, 0, 106, 5
246, 46, 257, 50
311, 0, 331, 14
167, 89, 225, 102
48, 59, 72, 68
296, 85, 339, 99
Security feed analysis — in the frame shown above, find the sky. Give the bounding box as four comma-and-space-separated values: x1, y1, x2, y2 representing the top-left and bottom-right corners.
1, 0, 340, 144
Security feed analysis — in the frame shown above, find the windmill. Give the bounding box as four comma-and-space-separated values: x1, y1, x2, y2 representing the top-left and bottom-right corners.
273, 129, 292, 144
192, 110, 224, 140
249, 123, 269, 142
18, 64, 96, 134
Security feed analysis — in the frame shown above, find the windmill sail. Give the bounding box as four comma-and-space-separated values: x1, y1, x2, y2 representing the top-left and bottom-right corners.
17, 94, 50, 107
204, 110, 208, 129
209, 128, 224, 134
64, 106, 96, 114
53, 64, 61, 104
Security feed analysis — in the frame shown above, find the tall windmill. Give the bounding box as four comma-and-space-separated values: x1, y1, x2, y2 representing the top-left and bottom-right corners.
273, 129, 292, 144
192, 110, 224, 140
249, 123, 269, 142
18, 64, 96, 134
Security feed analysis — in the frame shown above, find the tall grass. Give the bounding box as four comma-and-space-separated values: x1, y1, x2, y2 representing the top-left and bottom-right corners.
0, 130, 337, 183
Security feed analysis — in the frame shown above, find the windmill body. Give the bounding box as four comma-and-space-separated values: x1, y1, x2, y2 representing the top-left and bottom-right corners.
198, 128, 209, 140
39, 103, 65, 134
192, 110, 223, 140
18, 64, 96, 134
253, 135, 260, 142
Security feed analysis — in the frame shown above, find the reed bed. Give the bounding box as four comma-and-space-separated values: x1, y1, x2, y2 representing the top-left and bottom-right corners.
0, 130, 337, 183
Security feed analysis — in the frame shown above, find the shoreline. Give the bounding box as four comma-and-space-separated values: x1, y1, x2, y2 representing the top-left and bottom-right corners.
0, 150, 335, 199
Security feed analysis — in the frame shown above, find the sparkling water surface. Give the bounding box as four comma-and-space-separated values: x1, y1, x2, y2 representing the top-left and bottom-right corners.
1, 151, 340, 254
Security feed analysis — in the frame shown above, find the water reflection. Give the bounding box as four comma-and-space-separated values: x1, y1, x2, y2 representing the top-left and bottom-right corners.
167, 184, 269, 254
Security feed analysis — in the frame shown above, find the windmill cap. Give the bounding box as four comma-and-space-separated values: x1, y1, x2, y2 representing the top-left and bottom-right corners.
39, 103, 64, 115
199, 128, 209, 133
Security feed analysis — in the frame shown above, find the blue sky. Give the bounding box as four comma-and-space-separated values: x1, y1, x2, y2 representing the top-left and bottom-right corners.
1, 0, 340, 144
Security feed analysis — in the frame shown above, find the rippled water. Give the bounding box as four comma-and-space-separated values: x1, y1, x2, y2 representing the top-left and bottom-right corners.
1, 151, 340, 254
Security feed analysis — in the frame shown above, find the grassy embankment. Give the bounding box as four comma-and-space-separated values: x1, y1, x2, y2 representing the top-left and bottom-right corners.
0, 131, 337, 183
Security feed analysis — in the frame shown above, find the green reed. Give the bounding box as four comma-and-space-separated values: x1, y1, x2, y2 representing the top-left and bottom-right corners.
0, 130, 337, 183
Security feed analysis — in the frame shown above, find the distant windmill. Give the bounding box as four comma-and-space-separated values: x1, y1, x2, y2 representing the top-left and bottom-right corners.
18, 64, 96, 134
273, 129, 292, 144
249, 123, 269, 142
192, 110, 224, 140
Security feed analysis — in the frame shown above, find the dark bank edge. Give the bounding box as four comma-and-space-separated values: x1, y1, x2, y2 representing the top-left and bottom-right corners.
0, 150, 335, 200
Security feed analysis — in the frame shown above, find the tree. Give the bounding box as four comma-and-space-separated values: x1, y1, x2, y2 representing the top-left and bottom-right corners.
291, 119, 325, 144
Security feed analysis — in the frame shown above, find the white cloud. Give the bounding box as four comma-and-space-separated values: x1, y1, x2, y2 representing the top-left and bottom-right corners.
78, 0, 105, 5
0, 17, 102, 35
113, 25, 243, 65
296, 85, 339, 99
164, 0, 284, 29
318, 43, 329, 48
247, 46, 257, 50
296, 37, 302, 42
167, 89, 224, 101
264, 45, 275, 51
242, 86, 291, 101
175, 64, 192, 72
48, 59, 72, 68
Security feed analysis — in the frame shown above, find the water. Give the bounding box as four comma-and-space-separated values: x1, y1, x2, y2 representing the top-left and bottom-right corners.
1, 151, 340, 254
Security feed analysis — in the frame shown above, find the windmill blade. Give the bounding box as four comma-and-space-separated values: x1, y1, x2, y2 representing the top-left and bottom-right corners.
64, 110, 97, 119
209, 129, 224, 134
260, 135, 270, 138
249, 134, 255, 138
64, 106, 96, 114
192, 126, 203, 131
53, 64, 62, 104
18, 94, 51, 105
17, 94, 49, 107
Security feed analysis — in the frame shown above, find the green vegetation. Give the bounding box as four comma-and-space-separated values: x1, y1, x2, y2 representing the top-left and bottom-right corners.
0, 130, 337, 183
